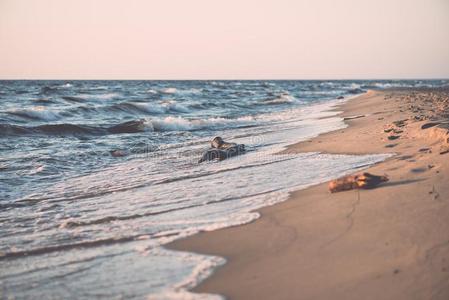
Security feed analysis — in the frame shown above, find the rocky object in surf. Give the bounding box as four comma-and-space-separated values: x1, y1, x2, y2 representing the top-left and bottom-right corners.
337, 96, 345, 100
198, 136, 246, 163
328, 172, 389, 193
110, 150, 129, 157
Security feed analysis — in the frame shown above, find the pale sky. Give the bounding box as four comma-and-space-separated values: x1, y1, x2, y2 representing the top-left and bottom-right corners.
0, 0, 448, 79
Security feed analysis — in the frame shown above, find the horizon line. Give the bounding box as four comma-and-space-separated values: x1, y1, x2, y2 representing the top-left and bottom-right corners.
1, 78, 448, 81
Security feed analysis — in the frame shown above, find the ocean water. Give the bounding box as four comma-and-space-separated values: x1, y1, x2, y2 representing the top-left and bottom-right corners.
0, 80, 447, 299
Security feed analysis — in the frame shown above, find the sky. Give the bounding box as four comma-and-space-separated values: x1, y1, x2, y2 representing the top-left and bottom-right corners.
0, 0, 448, 80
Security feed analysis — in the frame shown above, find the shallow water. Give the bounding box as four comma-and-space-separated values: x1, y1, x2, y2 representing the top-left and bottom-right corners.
0, 80, 447, 299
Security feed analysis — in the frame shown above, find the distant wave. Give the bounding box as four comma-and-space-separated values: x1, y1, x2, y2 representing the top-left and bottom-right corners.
110, 100, 190, 115
107, 120, 150, 134
161, 87, 177, 94
159, 87, 202, 95
60, 83, 73, 88
0, 123, 104, 136
262, 93, 296, 105
0, 114, 254, 137
7, 107, 60, 121
38, 83, 73, 95
347, 88, 366, 94
111, 102, 166, 114
0, 124, 33, 135
160, 101, 190, 113
78, 93, 120, 100
36, 124, 105, 135
0, 119, 162, 137
62, 96, 86, 103
33, 98, 57, 104
40, 86, 58, 94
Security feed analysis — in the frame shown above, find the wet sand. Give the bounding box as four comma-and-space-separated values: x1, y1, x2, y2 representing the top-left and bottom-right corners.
169, 89, 449, 300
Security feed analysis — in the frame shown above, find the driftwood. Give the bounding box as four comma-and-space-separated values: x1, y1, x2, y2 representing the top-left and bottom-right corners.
329, 172, 389, 193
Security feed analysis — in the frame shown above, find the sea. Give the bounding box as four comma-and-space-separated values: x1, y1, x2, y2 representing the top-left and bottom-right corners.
0, 80, 447, 299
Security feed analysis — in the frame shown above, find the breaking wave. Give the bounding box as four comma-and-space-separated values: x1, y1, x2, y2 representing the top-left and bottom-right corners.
111, 101, 191, 115
0, 114, 255, 137
262, 93, 296, 105
7, 107, 60, 121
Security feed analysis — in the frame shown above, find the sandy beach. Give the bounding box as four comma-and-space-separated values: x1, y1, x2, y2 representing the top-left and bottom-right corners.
2, 1, 448, 298
169, 89, 449, 299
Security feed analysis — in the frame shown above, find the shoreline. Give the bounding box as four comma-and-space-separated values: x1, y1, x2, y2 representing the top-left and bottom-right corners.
168, 89, 449, 299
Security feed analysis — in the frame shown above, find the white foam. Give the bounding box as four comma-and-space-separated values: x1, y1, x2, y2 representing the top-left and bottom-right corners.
162, 87, 178, 94
148, 290, 223, 300
143, 112, 273, 132
147, 115, 250, 132
349, 83, 361, 89
147, 249, 225, 300
129, 102, 167, 114
160, 88, 202, 95
141, 98, 346, 132
58, 83, 73, 88
160, 100, 190, 113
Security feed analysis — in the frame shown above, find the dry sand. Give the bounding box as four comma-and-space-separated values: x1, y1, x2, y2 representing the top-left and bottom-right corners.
169, 89, 449, 300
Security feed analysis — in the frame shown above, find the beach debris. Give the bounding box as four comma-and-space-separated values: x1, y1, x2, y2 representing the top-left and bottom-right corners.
388, 135, 400, 140
337, 96, 345, 100
328, 172, 389, 193
413, 115, 427, 121
393, 119, 407, 127
429, 185, 440, 200
385, 144, 398, 148
198, 136, 246, 163
419, 147, 431, 153
440, 146, 449, 155
343, 115, 365, 121
384, 126, 403, 134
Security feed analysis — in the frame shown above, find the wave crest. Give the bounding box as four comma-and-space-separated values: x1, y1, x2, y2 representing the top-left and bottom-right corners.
147, 115, 253, 132
8, 107, 60, 121
262, 93, 296, 105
